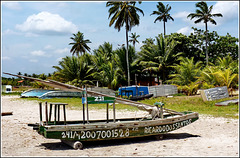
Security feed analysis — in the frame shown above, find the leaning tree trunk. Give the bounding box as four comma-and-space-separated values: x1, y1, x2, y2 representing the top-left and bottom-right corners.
205, 22, 209, 66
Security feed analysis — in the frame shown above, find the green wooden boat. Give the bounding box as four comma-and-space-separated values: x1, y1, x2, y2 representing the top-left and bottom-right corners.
4, 72, 199, 150
31, 110, 198, 142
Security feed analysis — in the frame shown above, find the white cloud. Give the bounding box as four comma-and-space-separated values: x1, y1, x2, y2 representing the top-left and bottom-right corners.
2, 56, 11, 60
212, 2, 239, 25
25, 32, 39, 37
54, 48, 69, 54
172, 11, 203, 27
30, 50, 46, 56
56, 57, 64, 62
44, 45, 54, 50
16, 11, 78, 35
2, 29, 21, 36
173, 11, 190, 19
2, 2, 21, 10
177, 26, 193, 35
29, 59, 38, 63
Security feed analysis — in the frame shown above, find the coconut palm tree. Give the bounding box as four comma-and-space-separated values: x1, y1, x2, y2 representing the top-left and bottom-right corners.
97, 61, 123, 90
69, 31, 91, 56
115, 45, 137, 85
106, 1, 144, 86
91, 42, 125, 89
151, 2, 174, 36
91, 42, 116, 75
187, 1, 223, 65
52, 55, 94, 86
129, 32, 140, 49
216, 55, 238, 73
168, 57, 202, 86
213, 68, 238, 92
137, 34, 179, 83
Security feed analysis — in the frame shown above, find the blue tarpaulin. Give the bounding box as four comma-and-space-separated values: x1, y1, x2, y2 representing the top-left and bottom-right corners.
118, 86, 149, 97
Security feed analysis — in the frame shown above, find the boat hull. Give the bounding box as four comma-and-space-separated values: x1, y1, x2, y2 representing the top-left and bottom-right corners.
35, 112, 198, 142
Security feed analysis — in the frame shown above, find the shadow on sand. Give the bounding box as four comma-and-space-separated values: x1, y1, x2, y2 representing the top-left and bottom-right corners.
39, 133, 200, 150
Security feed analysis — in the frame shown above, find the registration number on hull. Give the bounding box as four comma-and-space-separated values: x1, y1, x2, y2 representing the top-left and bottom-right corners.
61, 128, 130, 140
60, 118, 193, 140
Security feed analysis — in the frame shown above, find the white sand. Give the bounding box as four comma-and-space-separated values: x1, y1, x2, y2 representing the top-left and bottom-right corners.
1, 95, 239, 157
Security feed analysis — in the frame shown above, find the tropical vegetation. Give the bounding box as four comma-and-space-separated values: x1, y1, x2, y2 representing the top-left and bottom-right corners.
187, 1, 223, 65
151, 2, 174, 36
106, 1, 144, 86
2, 1, 238, 97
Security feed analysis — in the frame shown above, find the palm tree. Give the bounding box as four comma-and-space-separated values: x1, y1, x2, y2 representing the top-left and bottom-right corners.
91, 42, 115, 77
69, 31, 91, 56
106, 1, 144, 86
187, 1, 223, 65
129, 32, 140, 49
137, 34, 179, 83
97, 61, 123, 90
213, 69, 238, 93
115, 45, 137, 85
216, 55, 238, 73
91, 43, 124, 89
93, 42, 114, 61
151, 2, 174, 36
52, 55, 94, 86
168, 57, 202, 86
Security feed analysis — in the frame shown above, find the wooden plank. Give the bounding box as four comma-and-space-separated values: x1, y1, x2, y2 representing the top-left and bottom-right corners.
1, 112, 13, 116
113, 102, 116, 123
106, 103, 109, 123
87, 96, 115, 104
49, 103, 52, 122
45, 102, 48, 125
39, 102, 42, 122
63, 105, 66, 125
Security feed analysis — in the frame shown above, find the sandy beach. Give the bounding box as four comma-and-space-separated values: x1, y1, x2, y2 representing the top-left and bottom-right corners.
1, 95, 239, 157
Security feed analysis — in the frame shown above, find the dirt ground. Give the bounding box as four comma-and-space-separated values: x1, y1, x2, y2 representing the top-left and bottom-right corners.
1, 95, 239, 157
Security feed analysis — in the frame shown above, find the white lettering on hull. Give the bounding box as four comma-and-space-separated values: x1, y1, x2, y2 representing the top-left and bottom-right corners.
144, 119, 192, 134
61, 128, 130, 140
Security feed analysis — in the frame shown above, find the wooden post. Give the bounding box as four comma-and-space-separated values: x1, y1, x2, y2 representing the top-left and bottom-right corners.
113, 102, 116, 123
39, 102, 42, 122
49, 103, 52, 122
106, 103, 109, 123
160, 105, 163, 119
85, 86, 89, 123
45, 102, 48, 125
82, 103, 85, 124
58, 104, 60, 121
54, 104, 57, 125
63, 104, 66, 125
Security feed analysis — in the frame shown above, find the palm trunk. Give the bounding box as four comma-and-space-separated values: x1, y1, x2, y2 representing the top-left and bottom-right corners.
205, 22, 208, 66
126, 24, 130, 86
163, 21, 166, 36
149, 69, 152, 86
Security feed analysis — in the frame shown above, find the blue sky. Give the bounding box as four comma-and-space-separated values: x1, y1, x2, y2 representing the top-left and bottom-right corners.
1, 1, 239, 77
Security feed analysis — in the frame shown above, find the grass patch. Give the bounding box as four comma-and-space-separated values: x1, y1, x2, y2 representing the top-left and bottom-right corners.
140, 95, 239, 119
11, 94, 239, 119
1, 92, 22, 96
